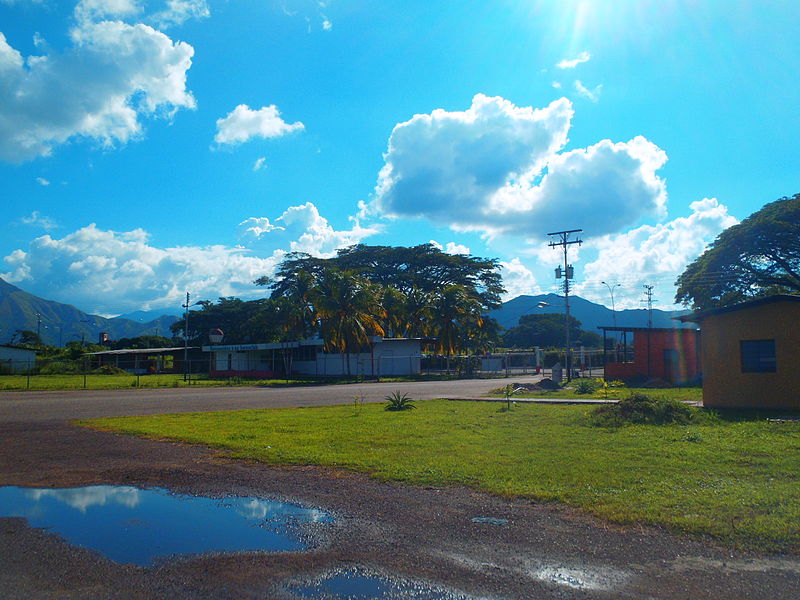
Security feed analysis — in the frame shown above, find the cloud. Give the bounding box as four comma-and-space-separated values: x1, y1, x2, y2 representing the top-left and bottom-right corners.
373, 94, 667, 239
551, 81, 562, 89
429, 240, 470, 255
237, 202, 380, 257
556, 51, 591, 69
574, 80, 602, 102
2, 224, 284, 315
252, 157, 266, 171
579, 198, 738, 308
74, 0, 142, 22
20, 211, 57, 230
150, 0, 210, 29
0, 20, 195, 162
36, 177, 50, 186
0, 203, 378, 313
214, 104, 305, 146
500, 258, 540, 301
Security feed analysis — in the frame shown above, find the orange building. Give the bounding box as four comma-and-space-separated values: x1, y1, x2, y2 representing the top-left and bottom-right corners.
600, 327, 701, 385
678, 295, 800, 409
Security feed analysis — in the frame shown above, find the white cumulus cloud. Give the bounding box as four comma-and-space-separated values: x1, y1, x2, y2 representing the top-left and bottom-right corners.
1, 202, 375, 314
0, 20, 195, 162
579, 198, 738, 308
214, 104, 305, 146
500, 258, 540, 301
1, 224, 281, 314
237, 202, 379, 257
252, 157, 267, 171
373, 94, 667, 239
429, 240, 471, 255
557, 51, 591, 69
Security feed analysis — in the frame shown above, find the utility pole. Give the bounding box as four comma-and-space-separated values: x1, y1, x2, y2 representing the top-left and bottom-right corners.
643, 284, 655, 378
35, 313, 42, 342
548, 228, 583, 382
182, 292, 190, 382
643, 285, 654, 328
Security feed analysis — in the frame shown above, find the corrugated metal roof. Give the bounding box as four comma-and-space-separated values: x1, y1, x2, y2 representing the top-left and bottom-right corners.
86, 347, 198, 356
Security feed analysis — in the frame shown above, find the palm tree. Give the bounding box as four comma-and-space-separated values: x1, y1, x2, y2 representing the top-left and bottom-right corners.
429, 284, 484, 373
312, 268, 385, 376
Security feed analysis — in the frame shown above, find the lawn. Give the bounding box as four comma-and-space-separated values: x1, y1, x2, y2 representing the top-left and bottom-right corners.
494, 382, 704, 403
0, 372, 491, 391
0, 373, 315, 391
81, 399, 800, 552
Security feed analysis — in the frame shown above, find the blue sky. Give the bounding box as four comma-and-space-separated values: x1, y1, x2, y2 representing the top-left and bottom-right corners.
1, 0, 797, 317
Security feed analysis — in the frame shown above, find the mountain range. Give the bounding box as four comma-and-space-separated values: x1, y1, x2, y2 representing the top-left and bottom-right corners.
1, 278, 692, 348
488, 293, 692, 332
0, 278, 179, 346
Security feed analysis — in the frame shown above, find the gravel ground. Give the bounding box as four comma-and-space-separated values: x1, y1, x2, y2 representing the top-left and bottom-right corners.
1, 386, 798, 599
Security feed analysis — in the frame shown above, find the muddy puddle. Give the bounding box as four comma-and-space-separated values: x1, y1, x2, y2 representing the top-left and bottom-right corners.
281, 568, 486, 600
0, 485, 333, 566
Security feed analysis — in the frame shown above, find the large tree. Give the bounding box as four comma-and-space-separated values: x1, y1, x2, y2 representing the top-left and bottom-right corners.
261, 244, 505, 310
502, 313, 601, 349
675, 193, 800, 309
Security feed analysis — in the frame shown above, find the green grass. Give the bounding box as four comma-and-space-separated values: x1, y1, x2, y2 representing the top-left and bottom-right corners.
496, 383, 704, 403
0, 373, 317, 391
0, 372, 504, 392
81, 399, 800, 552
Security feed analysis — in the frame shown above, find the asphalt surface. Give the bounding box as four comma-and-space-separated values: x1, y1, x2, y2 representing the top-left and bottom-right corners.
0, 376, 542, 422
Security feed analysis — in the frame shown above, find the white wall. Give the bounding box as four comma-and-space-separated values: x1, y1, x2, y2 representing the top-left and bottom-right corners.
0, 346, 36, 372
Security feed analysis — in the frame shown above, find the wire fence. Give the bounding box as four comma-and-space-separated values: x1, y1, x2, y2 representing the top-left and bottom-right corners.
0, 350, 609, 391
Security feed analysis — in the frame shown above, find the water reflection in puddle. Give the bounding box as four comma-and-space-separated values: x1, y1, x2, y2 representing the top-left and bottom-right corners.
284, 568, 483, 600
0, 485, 332, 566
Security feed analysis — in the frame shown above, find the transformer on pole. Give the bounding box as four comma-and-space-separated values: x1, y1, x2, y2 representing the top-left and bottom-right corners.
547, 229, 582, 382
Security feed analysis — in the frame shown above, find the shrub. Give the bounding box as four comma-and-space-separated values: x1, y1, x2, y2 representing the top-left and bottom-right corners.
574, 379, 599, 394
589, 392, 694, 427
385, 390, 416, 411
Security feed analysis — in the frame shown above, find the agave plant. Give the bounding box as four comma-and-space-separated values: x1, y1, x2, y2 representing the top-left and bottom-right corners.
384, 390, 416, 411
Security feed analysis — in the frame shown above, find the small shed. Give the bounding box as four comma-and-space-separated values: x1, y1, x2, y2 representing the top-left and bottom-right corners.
0, 345, 37, 373
678, 295, 800, 409
600, 327, 701, 385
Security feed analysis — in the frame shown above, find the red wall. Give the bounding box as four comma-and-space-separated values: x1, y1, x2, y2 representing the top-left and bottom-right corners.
605, 329, 700, 383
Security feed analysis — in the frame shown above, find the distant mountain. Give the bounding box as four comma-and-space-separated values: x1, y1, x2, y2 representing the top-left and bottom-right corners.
488, 293, 692, 332
116, 308, 184, 322
0, 277, 179, 346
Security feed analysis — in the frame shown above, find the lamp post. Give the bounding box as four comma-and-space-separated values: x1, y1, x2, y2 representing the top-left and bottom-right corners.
182, 292, 191, 381
181, 293, 205, 381
601, 282, 620, 327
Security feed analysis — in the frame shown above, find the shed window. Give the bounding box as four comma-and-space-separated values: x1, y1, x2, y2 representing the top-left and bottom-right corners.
740, 340, 776, 373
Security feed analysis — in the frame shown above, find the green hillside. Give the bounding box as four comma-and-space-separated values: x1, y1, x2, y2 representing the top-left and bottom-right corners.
0, 278, 177, 346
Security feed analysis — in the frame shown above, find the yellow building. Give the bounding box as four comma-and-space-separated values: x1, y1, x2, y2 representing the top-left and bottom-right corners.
679, 295, 800, 409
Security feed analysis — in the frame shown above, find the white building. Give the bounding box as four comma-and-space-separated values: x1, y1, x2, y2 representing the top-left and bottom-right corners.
0, 345, 36, 373
202, 337, 432, 378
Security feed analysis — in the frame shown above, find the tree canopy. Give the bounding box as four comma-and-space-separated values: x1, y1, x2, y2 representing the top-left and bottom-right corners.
259, 244, 505, 310
675, 193, 800, 309
252, 244, 505, 358
502, 313, 602, 349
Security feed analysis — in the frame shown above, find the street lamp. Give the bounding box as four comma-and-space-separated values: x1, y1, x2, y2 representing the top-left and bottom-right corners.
181, 293, 204, 381
601, 282, 620, 327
